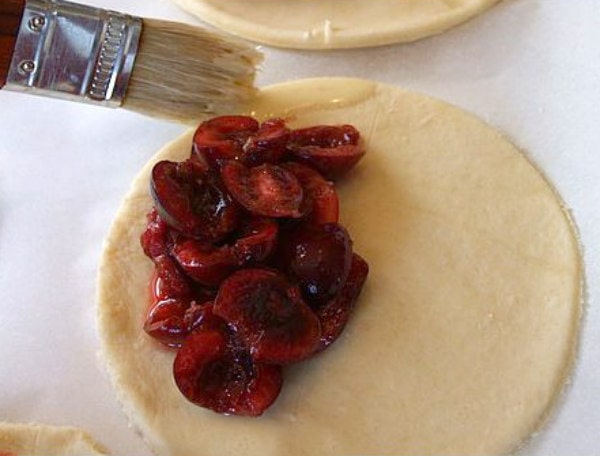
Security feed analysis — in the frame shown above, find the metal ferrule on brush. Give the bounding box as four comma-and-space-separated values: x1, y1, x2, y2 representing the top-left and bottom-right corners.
5, 0, 142, 107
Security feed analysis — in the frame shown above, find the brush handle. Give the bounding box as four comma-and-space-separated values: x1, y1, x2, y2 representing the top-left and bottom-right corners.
0, 0, 25, 87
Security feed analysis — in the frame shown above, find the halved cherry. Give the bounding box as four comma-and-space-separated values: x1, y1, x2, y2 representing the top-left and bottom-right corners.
232, 217, 279, 264
151, 159, 240, 241
151, 254, 217, 303
242, 118, 290, 166
279, 223, 353, 307
173, 322, 283, 416
282, 162, 339, 224
144, 298, 190, 347
144, 300, 216, 348
214, 269, 321, 364
172, 238, 238, 288
317, 253, 369, 351
292, 144, 365, 180
140, 208, 172, 259
221, 161, 304, 218
152, 255, 192, 301
288, 125, 365, 179
192, 115, 259, 169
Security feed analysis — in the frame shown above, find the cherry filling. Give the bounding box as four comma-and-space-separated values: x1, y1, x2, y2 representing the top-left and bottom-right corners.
141, 115, 369, 416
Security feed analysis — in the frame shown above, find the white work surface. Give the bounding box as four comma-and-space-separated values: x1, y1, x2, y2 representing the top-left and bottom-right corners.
0, 1, 598, 454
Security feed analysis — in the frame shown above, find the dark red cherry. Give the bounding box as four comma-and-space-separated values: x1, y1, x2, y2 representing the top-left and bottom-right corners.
317, 253, 369, 351
173, 323, 283, 416
232, 217, 279, 265
144, 298, 189, 347
221, 161, 304, 218
150, 159, 240, 241
288, 125, 365, 179
242, 118, 290, 166
282, 162, 339, 224
279, 223, 353, 307
172, 238, 238, 288
192, 116, 259, 169
152, 255, 192, 301
144, 300, 217, 348
214, 269, 321, 364
140, 208, 172, 259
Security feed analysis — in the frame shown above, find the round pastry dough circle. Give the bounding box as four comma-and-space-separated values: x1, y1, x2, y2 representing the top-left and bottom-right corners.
170, 0, 502, 49
97, 78, 581, 456
0, 423, 107, 456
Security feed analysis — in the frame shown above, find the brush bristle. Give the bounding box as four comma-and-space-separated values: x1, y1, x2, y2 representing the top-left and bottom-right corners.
123, 18, 262, 123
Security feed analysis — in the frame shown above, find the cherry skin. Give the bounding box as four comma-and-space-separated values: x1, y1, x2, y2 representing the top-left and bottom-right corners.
172, 239, 238, 288
142, 115, 370, 417
317, 253, 369, 351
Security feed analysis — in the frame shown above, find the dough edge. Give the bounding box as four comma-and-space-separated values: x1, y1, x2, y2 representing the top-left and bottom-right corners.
170, 0, 503, 49
0, 422, 108, 456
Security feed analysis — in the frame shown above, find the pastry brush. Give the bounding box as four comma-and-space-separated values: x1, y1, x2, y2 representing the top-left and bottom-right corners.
0, 0, 261, 122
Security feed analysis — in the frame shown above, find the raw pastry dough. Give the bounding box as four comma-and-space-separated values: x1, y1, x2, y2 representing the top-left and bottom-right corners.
170, 0, 502, 49
0, 423, 108, 456
97, 78, 581, 456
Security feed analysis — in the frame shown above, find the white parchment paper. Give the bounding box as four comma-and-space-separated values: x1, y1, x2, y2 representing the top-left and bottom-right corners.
0, 0, 598, 454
